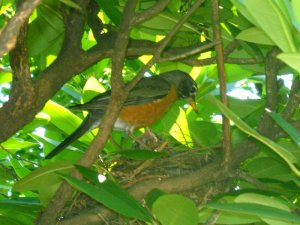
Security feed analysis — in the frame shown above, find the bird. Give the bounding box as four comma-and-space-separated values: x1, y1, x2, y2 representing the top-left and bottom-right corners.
45, 71, 198, 159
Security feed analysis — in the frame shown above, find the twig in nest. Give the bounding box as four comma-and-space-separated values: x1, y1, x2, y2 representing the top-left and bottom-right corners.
132, 140, 169, 177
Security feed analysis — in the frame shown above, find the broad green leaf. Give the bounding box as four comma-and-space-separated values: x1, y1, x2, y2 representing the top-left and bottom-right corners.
277, 53, 300, 74
244, 157, 291, 181
152, 194, 199, 225
13, 161, 73, 205
230, 0, 258, 27
269, 111, 300, 147
13, 161, 73, 192
27, 1, 64, 66
117, 150, 168, 160
291, 0, 300, 31
242, 0, 297, 52
189, 121, 219, 146
42, 100, 94, 143
234, 193, 290, 211
207, 95, 300, 176
236, 27, 274, 45
207, 202, 300, 223
61, 167, 152, 222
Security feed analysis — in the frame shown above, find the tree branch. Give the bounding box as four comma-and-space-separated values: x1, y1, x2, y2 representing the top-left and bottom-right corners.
0, 0, 41, 57
257, 48, 282, 138
282, 77, 300, 120
132, 0, 171, 25
211, 0, 231, 166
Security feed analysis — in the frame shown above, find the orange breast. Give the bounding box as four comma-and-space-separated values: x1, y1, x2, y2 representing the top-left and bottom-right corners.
119, 86, 178, 130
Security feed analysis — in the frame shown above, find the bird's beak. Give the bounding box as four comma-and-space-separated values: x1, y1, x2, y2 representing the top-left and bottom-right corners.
188, 96, 198, 113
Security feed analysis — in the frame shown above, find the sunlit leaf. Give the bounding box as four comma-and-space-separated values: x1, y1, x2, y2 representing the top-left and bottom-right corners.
277, 53, 300, 73
237, 27, 274, 45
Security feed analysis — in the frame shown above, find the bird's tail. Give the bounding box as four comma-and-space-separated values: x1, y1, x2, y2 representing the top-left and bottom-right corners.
45, 114, 99, 159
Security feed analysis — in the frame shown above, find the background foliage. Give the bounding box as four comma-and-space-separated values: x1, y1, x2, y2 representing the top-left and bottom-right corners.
0, 0, 300, 224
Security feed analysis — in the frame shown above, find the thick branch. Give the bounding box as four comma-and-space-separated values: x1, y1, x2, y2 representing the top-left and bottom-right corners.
0, 0, 41, 57
257, 48, 282, 138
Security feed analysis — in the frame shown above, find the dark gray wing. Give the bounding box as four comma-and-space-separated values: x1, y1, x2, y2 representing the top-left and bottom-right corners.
124, 76, 171, 105
69, 76, 171, 112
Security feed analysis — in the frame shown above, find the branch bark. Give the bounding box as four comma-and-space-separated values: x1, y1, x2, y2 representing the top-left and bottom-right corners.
0, 0, 41, 57
211, 0, 231, 166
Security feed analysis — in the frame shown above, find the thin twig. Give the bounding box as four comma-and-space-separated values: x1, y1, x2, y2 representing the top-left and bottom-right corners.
182, 56, 261, 66
132, 140, 169, 177
211, 0, 231, 166
132, 0, 171, 25
160, 41, 219, 62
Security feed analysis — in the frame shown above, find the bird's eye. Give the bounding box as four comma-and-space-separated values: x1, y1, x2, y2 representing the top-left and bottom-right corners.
189, 85, 197, 95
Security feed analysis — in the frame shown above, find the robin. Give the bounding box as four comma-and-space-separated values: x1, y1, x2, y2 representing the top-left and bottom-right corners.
45, 71, 198, 159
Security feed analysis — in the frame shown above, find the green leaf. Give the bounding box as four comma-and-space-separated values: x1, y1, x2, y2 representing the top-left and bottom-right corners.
291, 0, 300, 31
95, 0, 121, 26
198, 208, 260, 224
8, 156, 31, 178
145, 189, 165, 209
59, 0, 81, 10
169, 107, 193, 147
207, 202, 300, 223
277, 53, 300, 74
239, 0, 297, 52
152, 194, 199, 225
206, 95, 300, 176
61, 166, 153, 222
230, 0, 258, 27
245, 157, 291, 181
189, 121, 219, 146
0, 199, 41, 225
269, 111, 300, 148
1, 137, 38, 150
13, 161, 73, 205
236, 27, 274, 45
27, 1, 64, 67
117, 150, 168, 160
42, 100, 94, 144
234, 193, 290, 211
